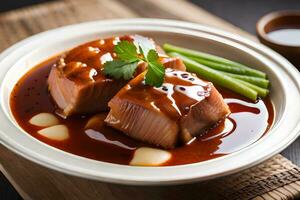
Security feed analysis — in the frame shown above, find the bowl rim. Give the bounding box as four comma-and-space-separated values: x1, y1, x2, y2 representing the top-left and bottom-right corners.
1, 18, 300, 185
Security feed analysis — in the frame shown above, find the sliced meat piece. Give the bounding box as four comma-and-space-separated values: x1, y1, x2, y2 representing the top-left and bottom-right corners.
105, 69, 230, 149
105, 96, 179, 149
159, 57, 185, 70
48, 35, 185, 117
48, 62, 126, 116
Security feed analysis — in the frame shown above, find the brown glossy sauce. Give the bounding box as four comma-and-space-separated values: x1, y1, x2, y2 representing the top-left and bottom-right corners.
118, 69, 211, 120
10, 57, 274, 166
59, 36, 132, 84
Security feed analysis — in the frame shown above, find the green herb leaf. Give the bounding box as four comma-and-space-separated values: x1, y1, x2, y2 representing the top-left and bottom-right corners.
145, 49, 165, 87
114, 41, 140, 63
103, 36, 165, 87
147, 48, 159, 62
103, 60, 138, 80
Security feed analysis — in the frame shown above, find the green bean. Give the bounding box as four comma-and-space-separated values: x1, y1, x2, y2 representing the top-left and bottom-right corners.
189, 57, 266, 78
182, 55, 269, 88
220, 72, 270, 88
235, 79, 269, 98
163, 43, 266, 78
168, 52, 258, 101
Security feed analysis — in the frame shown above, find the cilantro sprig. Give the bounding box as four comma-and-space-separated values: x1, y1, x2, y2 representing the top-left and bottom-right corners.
145, 49, 165, 87
103, 36, 165, 87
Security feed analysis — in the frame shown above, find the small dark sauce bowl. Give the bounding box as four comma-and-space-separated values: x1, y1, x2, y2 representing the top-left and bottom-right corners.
256, 10, 300, 68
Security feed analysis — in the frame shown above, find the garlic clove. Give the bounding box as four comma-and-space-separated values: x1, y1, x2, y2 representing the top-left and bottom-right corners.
130, 147, 171, 166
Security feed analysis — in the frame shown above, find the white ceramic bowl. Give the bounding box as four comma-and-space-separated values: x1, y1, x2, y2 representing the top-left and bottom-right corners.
1, 19, 300, 185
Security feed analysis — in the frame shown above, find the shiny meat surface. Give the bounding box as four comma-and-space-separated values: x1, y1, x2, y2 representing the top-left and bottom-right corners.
48, 35, 185, 116
105, 69, 230, 149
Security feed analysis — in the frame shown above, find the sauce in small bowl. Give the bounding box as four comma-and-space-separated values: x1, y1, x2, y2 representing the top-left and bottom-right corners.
257, 11, 300, 68
267, 28, 300, 46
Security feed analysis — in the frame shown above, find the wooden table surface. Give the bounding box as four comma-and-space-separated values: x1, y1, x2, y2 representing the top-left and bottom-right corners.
1, 0, 300, 199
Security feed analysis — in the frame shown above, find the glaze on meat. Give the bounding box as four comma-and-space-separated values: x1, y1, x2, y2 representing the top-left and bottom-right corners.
105, 69, 230, 149
48, 35, 185, 116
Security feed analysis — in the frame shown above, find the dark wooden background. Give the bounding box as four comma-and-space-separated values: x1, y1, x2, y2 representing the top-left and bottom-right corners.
1, 0, 300, 199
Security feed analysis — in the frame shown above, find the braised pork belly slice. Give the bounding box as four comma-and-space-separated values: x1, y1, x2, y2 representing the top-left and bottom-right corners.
105, 69, 230, 149
48, 35, 185, 117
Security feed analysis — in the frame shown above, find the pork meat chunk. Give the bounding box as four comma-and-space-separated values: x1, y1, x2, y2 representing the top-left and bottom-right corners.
48, 35, 185, 116
105, 69, 230, 149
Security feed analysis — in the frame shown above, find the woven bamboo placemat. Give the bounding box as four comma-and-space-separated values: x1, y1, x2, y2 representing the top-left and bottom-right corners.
0, 0, 300, 199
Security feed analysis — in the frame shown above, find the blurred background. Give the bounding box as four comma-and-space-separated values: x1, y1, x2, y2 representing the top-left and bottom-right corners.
1, 0, 300, 34
1, 0, 300, 199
